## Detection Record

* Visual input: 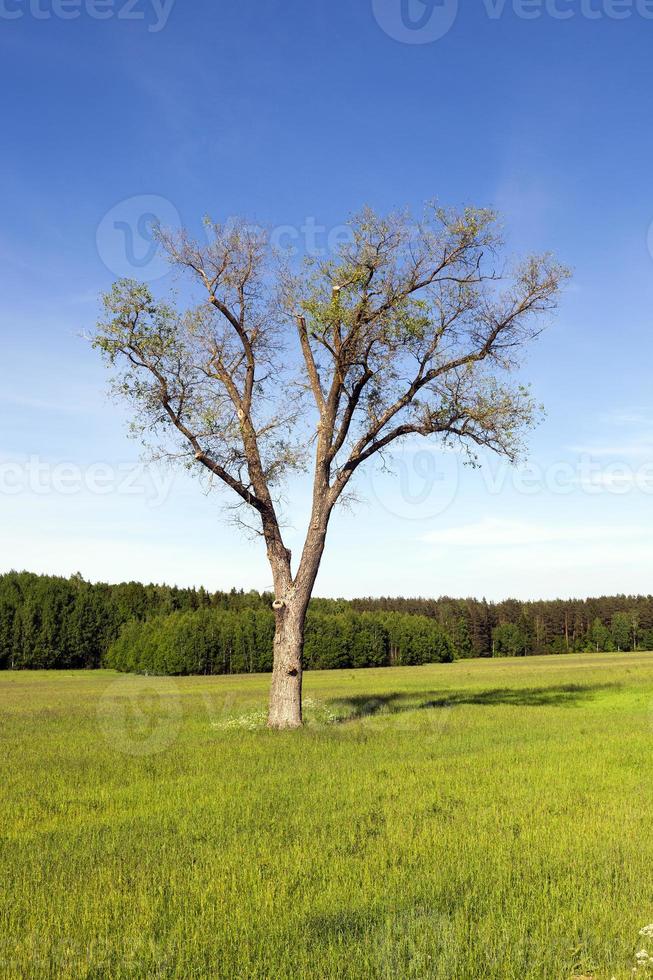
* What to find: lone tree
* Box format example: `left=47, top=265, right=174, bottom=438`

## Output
left=93, top=204, right=569, bottom=728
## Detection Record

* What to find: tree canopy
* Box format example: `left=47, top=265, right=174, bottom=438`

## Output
left=91, top=202, right=570, bottom=726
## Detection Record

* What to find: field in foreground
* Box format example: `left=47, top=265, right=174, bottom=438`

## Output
left=2, top=655, right=653, bottom=979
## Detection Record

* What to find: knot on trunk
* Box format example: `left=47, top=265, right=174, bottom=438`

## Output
left=272, top=598, right=286, bottom=611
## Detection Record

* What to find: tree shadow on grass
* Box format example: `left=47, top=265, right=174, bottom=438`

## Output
left=330, top=683, right=619, bottom=722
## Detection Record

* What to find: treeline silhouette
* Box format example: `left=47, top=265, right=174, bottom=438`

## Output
left=1, top=571, right=651, bottom=673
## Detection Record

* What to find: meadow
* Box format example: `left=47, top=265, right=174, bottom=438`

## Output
left=2, top=653, right=653, bottom=979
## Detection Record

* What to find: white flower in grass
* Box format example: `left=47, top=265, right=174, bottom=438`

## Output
left=212, top=711, right=267, bottom=731
left=635, top=949, right=650, bottom=962
left=640, top=926, right=653, bottom=939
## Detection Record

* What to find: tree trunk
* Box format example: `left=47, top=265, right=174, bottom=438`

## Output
left=267, top=601, right=305, bottom=729
left=265, top=489, right=331, bottom=729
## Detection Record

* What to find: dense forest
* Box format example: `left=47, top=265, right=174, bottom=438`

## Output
left=1, top=570, right=651, bottom=674
left=105, top=608, right=454, bottom=675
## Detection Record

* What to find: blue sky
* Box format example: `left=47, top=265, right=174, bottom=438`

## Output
left=2, top=0, right=653, bottom=599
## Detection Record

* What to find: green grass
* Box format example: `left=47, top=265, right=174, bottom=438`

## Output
left=2, top=653, right=653, bottom=979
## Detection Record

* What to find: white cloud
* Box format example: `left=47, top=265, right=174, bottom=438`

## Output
left=423, top=517, right=651, bottom=549
left=414, top=518, right=653, bottom=599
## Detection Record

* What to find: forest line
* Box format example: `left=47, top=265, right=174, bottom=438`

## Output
left=1, top=570, right=650, bottom=672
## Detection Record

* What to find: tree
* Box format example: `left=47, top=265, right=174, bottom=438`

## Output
left=590, top=617, right=612, bottom=652
left=630, top=610, right=640, bottom=651
left=492, top=622, right=529, bottom=657
left=611, top=612, right=631, bottom=652
left=92, top=203, right=568, bottom=728
left=452, top=613, right=474, bottom=660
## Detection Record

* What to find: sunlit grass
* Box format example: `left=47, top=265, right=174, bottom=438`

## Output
left=2, top=653, right=653, bottom=978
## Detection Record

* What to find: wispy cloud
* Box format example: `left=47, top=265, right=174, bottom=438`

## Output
left=0, top=393, right=85, bottom=414
left=420, top=519, right=653, bottom=587
left=568, top=405, right=653, bottom=458
left=601, top=407, right=653, bottom=426
left=423, top=518, right=651, bottom=549
left=568, top=441, right=653, bottom=458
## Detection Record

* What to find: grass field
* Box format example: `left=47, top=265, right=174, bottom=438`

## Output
left=2, top=654, right=653, bottom=979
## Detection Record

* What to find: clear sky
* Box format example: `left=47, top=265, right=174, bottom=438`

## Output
left=2, top=0, right=653, bottom=600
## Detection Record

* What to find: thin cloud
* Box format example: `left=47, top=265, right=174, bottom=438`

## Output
left=569, top=406, right=653, bottom=457
left=0, top=393, right=85, bottom=414
left=567, top=440, right=653, bottom=458
left=423, top=518, right=651, bottom=549
left=601, top=407, right=653, bottom=426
